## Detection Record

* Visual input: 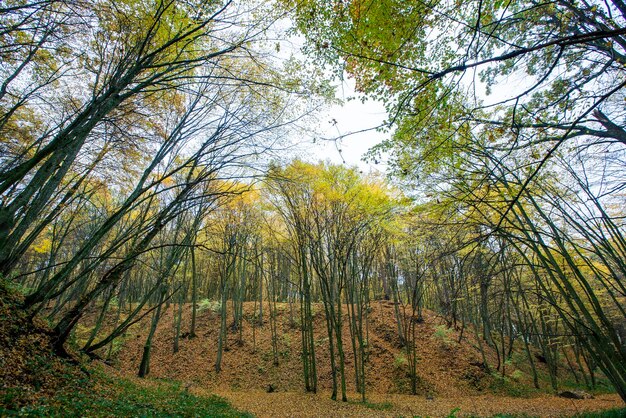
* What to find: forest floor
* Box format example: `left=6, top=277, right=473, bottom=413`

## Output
left=101, top=300, right=625, bottom=417
left=0, top=284, right=249, bottom=417
left=1, top=284, right=624, bottom=417
left=113, top=301, right=493, bottom=396
left=210, top=389, right=624, bottom=418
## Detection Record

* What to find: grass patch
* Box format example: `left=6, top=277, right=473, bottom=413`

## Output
left=432, top=325, right=456, bottom=348
left=570, top=408, right=626, bottom=418
left=349, top=399, right=393, bottom=411
left=488, top=373, right=540, bottom=398
left=558, top=377, right=617, bottom=396
left=460, top=410, right=626, bottom=418
left=1, top=366, right=251, bottom=417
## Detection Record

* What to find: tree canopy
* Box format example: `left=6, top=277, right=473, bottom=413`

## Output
left=2, top=0, right=626, bottom=408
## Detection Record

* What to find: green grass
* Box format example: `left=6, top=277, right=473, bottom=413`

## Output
left=437, top=409, right=626, bottom=418
left=459, top=409, right=626, bottom=418
left=348, top=399, right=394, bottom=411
left=570, top=408, right=626, bottom=418
left=1, top=366, right=251, bottom=417
left=488, top=373, right=540, bottom=398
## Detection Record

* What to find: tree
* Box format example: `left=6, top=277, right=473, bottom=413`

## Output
left=268, top=161, right=399, bottom=401
left=419, top=130, right=626, bottom=399
left=289, top=0, right=626, bottom=400
left=2, top=0, right=325, bottom=355
left=288, top=0, right=626, bottom=192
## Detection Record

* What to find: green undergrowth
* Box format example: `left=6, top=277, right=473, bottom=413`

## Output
left=0, top=282, right=250, bottom=417
left=441, top=407, right=626, bottom=418
left=348, top=399, right=394, bottom=411
left=1, top=366, right=251, bottom=417
left=557, top=377, right=617, bottom=396
left=487, top=373, right=541, bottom=398
left=487, top=366, right=617, bottom=399
left=569, top=408, right=626, bottom=418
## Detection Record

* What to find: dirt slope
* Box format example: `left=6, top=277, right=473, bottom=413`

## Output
left=107, top=300, right=626, bottom=416
left=0, top=284, right=88, bottom=409
left=210, top=390, right=623, bottom=418
left=113, top=301, right=500, bottom=396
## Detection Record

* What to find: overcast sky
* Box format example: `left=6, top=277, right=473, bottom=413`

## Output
left=303, top=78, right=389, bottom=173
left=272, top=25, right=390, bottom=173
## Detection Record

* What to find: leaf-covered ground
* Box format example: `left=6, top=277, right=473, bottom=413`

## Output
left=110, top=301, right=617, bottom=396
left=2, top=283, right=624, bottom=417
left=106, top=300, right=625, bottom=417
left=2, top=366, right=251, bottom=417
left=0, top=283, right=249, bottom=417
left=112, top=301, right=502, bottom=396
left=210, top=389, right=624, bottom=417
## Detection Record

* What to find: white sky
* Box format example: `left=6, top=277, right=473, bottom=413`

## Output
left=301, top=77, right=389, bottom=173
left=271, top=23, right=389, bottom=174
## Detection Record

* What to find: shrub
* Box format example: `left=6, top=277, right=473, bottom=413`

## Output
left=394, top=353, right=408, bottom=369
left=511, top=369, right=524, bottom=381
left=197, top=299, right=221, bottom=313
left=433, top=325, right=455, bottom=348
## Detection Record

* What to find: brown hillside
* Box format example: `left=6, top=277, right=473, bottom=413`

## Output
left=0, top=286, right=89, bottom=409
left=112, top=300, right=497, bottom=396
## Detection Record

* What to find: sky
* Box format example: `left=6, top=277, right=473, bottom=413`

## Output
left=300, top=78, right=389, bottom=173
left=271, top=23, right=390, bottom=174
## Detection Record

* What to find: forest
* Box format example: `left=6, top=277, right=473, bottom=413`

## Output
left=1, top=0, right=625, bottom=417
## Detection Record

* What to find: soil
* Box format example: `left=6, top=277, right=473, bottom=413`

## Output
left=113, top=301, right=493, bottom=396
left=107, top=300, right=625, bottom=416
left=210, top=390, right=623, bottom=418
